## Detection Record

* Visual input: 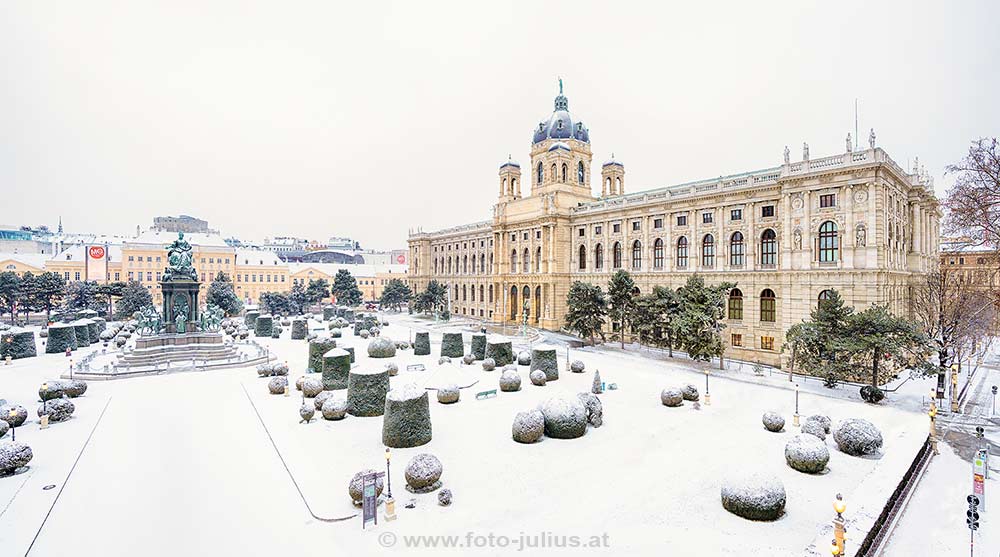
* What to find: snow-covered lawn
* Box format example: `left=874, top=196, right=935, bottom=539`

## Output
left=0, top=317, right=930, bottom=556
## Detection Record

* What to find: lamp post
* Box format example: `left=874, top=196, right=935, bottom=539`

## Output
left=8, top=408, right=17, bottom=442
left=929, top=405, right=939, bottom=455
left=69, top=358, right=74, bottom=381
left=384, top=447, right=397, bottom=521
left=704, top=368, right=711, bottom=405
left=40, top=383, right=49, bottom=429
left=832, top=493, right=847, bottom=555
left=830, top=538, right=841, bottom=556
left=793, top=383, right=800, bottom=427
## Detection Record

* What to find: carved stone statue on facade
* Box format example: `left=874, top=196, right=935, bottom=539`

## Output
left=846, top=133, right=853, bottom=153
left=175, top=311, right=187, bottom=334
left=163, top=232, right=197, bottom=281
left=869, top=128, right=876, bottom=149
left=856, top=224, right=867, bottom=247
left=802, top=142, right=810, bottom=161
left=783, top=145, right=790, bottom=164
left=793, top=229, right=802, bottom=250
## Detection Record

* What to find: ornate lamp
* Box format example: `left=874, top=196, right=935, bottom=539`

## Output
left=384, top=447, right=397, bottom=521
left=40, top=382, right=50, bottom=429
left=8, top=408, right=17, bottom=441
left=793, top=383, right=801, bottom=427
left=704, top=368, right=711, bottom=405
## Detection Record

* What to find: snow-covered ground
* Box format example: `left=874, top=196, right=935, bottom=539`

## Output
left=1, top=315, right=932, bottom=556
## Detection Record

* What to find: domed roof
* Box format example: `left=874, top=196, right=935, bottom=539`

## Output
left=548, top=142, right=571, bottom=152
left=532, top=81, right=589, bottom=145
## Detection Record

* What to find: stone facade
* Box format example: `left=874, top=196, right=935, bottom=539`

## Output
left=408, top=87, right=941, bottom=365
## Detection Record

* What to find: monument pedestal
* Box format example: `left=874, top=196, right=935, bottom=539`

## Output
left=162, top=279, right=201, bottom=332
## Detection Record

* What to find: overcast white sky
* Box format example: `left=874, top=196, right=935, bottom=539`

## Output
left=2, top=1, right=997, bottom=249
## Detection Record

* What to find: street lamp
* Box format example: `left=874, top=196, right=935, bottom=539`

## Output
left=793, top=383, right=800, bottom=427
left=704, top=368, right=711, bottom=406
left=832, top=493, right=847, bottom=555
left=8, top=408, right=17, bottom=442
left=929, top=405, right=939, bottom=454
left=40, top=383, right=49, bottom=429
left=384, top=447, right=397, bottom=521
left=830, top=539, right=841, bottom=556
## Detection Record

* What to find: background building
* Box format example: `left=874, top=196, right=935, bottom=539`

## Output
left=409, top=86, right=942, bottom=365
left=152, top=215, right=215, bottom=234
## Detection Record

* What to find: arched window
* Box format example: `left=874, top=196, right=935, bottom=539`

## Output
left=488, top=284, right=493, bottom=303
left=653, top=238, right=664, bottom=269
left=702, top=234, right=715, bottom=267
left=479, top=254, right=485, bottom=274
left=561, top=163, right=568, bottom=182
left=760, top=288, right=776, bottom=322
left=612, top=242, right=622, bottom=269
left=510, top=250, right=517, bottom=273
left=818, top=289, right=834, bottom=309
left=535, top=247, right=541, bottom=272
left=760, top=229, right=777, bottom=266
left=676, top=237, right=689, bottom=268
left=818, top=221, right=839, bottom=263
left=578, top=161, right=585, bottom=184
left=470, top=285, right=475, bottom=301
left=537, top=163, right=543, bottom=184
left=728, top=288, right=743, bottom=320
left=729, top=232, right=744, bottom=267
left=463, top=255, right=468, bottom=274
left=551, top=164, right=557, bottom=182
left=511, top=178, right=517, bottom=194
left=479, top=285, right=484, bottom=302
left=502, top=177, right=507, bottom=194
left=605, top=177, right=612, bottom=193
left=522, top=248, right=530, bottom=273
left=462, top=284, right=467, bottom=301
left=595, top=244, right=604, bottom=270
left=632, top=240, right=642, bottom=270
left=615, top=177, right=622, bottom=193
left=447, top=257, right=452, bottom=274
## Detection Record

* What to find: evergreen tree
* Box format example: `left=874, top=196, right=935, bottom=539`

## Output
left=845, top=304, right=932, bottom=390
left=305, top=278, right=330, bottom=304
left=64, top=281, right=105, bottom=314
left=95, top=281, right=126, bottom=318
left=0, top=271, right=21, bottom=325
left=114, top=280, right=153, bottom=319
left=331, top=269, right=363, bottom=307
left=785, top=290, right=855, bottom=383
left=378, top=278, right=412, bottom=311
left=607, top=270, right=637, bottom=348
left=33, top=271, right=66, bottom=322
left=17, top=272, right=39, bottom=322
left=414, top=280, right=447, bottom=315
left=207, top=272, right=243, bottom=316
left=633, top=286, right=682, bottom=356
left=288, top=282, right=309, bottom=314
left=564, top=281, right=608, bottom=345
left=260, top=291, right=295, bottom=315
left=673, top=276, right=735, bottom=366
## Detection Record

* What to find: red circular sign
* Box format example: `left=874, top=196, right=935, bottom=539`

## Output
left=396, top=254, right=406, bottom=264
left=89, top=246, right=106, bottom=259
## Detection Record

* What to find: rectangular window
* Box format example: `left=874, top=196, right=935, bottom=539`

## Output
left=536, top=230, right=541, bottom=239
left=523, top=232, right=528, bottom=240
left=761, top=336, right=775, bottom=351
left=653, top=218, right=663, bottom=229
left=594, top=225, right=602, bottom=235
left=114, top=272, right=120, bottom=281
left=146, top=256, right=152, bottom=262
left=128, top=256, right=134, bottom=262
left=612, top=223, right=621, bottom=233
left=677, top=215, right=687, bottom=226
left=64, top=272, right=70, bottom=280
left=147, top=272, right=152, bottom=281
left=731, top=333, right=743, bottom=347
left=579, top=228, right=585, bottom=237
left=128, top=272, right=134, bottom=280
left=702, top=212, right=713, bottom=224
left=632, top=221, right=641, bottom=231
left=730, top=209, right=742, bottom=221
left=761, top=205, right=775, bottom=218
left=156, top=272, right=161, bottom=281
left=820, top=194, right=835, bottom=208
left=510, top=233, right=516, bottom=242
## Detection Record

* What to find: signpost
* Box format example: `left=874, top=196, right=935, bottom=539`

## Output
left=362, top=471, right=386, bottom=529
left=973, top=448, right=987, bottom=510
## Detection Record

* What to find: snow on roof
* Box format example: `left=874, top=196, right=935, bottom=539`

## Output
left=0, top=252, right=50, bottom=269
left=940, top=238, right=995, bottom=254
left=235, top=249, right=285, bottom=266
left=50, top=243, right=124, bottom=263
left=131, top=229, right=230, bottom=248
left=287, top=262, right=408, bottom=277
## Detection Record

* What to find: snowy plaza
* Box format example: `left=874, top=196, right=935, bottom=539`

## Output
left=0, top=313, right=947, bottom=556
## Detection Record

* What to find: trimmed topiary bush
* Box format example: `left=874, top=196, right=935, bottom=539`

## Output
left=290, top=319, right=308, bottom=340
left=0, top=330, right=36, bottom=360
left=530, top=345, right=558, bottom=381
left=834, top=418, right=883, bottom=456
left=785, top=434, right=830, bottom=473
left=308, top=337, right=337, bottom=373
left=499, top=370, right=521, bottom=392
left=367, top=337, right=396, bottom=358
left=860, top=385, right=886, bottom=404
left=539, top=397, right=588, bottom=439
left=470, top=334, right=486, bottom=360
left=806, top=415, right=831, bottom=434
left=254, top=315, right=273, bottom=337
left=681, top=384, right=699, bottom=402
left=347, top=368, right=390, bottom=417
left=385, top=362, right=399, bottom=377
left=38, top=398, right=74, bottom=422
left=720, top=473, right=786, bottom=521
left=440, top=333, right=464, bottom=358
left=245, top=311, right=260, bottom=329
left=762, top=412, right=785, bottom=432
left=801, top=419, right=827, bottom=440
left=660, top=388, right=683, bottom=407
left=348, top=469, right=384, bottom=505
left=1, top=405, right=28, bottom=427
left=313, top=390, right=335, bottom=410
left=405, top=453, right=443, bottom=493
left=0, top=442, right=33, bottom=475
left=437, top=385, right=460, bottom=404
left=592, top=370, right=603, bottom=395
left=268, top=376, right=287, bottom=394
left=321, top=397, right=348, bottom=420
left=517, top=351, right=531, bottom=366
left=40, top=380, right=71, bottom=401
left=438, top=488, right=452, bottom=506
left=46, top=323, right=77, bottom=353
left=482, top=358, right=496, bottom=371
left=485, top=339, right=513, bottom=367
left=382, top=383, right=432, bottom=448
left=570, top=360, right=585, bottom=373
left=323, top=306, right=336, bottom=321
left=462, top=354, right=475, bottom=365
left=73, top=320, right=91, bottom=347
left=529, top=370, right=546, bottom=386
left=512, top=409, right=544, bottom=443
left=577, top=392, right=603, bottom=427
left=438, top=356, right=451, bottom=365
left=413, top=332, right=431, bottom=355
left=301, top=377, right=323, bottom=398
left=299, top=403, right=315, bottom=423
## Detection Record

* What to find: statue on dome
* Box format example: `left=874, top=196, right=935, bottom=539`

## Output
left=869, top=128, right=876, bottom=149
left=163, top=232, right=197, bottom=281
left=559, top=77, right=563, bottom=95
left=783, top=145, right=790, bottom=164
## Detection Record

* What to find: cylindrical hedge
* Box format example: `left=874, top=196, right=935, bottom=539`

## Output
left=1, top=330, right=37, bottom=360
left=413, top=332, right=431, bottom=355
left=346, top=368, right=390, bottom=417
left=290, top=319, right=308, bottom=340
left=86, top=320, right=99, bottom=343
left=308, top=337, right=337, bottom=373
left=344, top=346, right=355, bottom=363
left=322, top=348, right=351, bottom=390
left=440, top=333, right=464, bottom=358
left=254, top=315, right=273, bottom=337
left=530, top=345, right=559, bottom=381
left=73, top=320, right=91, bottom=347
left=245, top=311, right=260, bottom=329
left=323, top=306, right=336, bottom=321
left=470, top=334, right=486, bottom=360
left=46, top=323, right=77, bottom=353
left=485, top=339, right=513, bottom=367
left=383, top=384, right=433, bottom=448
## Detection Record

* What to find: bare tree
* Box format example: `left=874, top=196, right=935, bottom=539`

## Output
left=944, top=138, right=1000, bottom=246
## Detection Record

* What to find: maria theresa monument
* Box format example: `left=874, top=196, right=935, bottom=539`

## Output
left=408, top=83, right=941, bottom=366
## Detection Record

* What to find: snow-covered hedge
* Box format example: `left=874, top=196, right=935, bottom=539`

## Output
left=413, top=332, right=431, bottom=356
left=0, top=330, right=36, bottom=360
left=382, top=384, right=432, bottom=448
left=440, top=333, right=464, bottom=358
left=346, top=369, right=390, bottom=417
left=470, top=334, right=486, bottom=360
left=485, top=340, right=513, bottom=367
left=785, top=434, right=830, bottom=474
left=530, top=346, right=558, bottom=381
left=405, top=453, right=443, bottom=493
left=512, top=409, right=544, bottom=444
left=834, top=418, right=883, bottom=456
left=720, top=473, right=786, bottom=521
left=308, top=337, right=337, bottom=373
left=539, top=397, right=587, bottom=439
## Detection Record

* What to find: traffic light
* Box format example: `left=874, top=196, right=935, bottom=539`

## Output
left=967, top=495, right=980, bottom=531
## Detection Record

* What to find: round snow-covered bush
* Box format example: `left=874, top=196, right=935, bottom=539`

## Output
left=438, top=356, right=452, bottom=365
left=806, top=415, right=831, bottom=434
left=404, top=453, right=443, bottom=493
left=1, top=405, right=27, bottom=427
left=413, top=332, right=431, bottom=356
left=681, top=384, right=700, bottom=402
left=785, top=434, right=830, bottom=474
left=39, top=329, right=48, bottom=338
left=570, top=360, right=585, bottom=373
left=801, top=419, right=827, bottom=440
left=299, top=403, right=315, bottom=423
left=437, top=385, right=460, bottom=404
left=40, top=380, right=70, bottom=401
left=462, top=354, right=475, bottom=365
left=503, top=364, right=518, bottom=372
left=539, top=397, right=588, bottom=439
left=577, top=392, right=603, bottom=427
left=512, top=409, right=545, bottom=444
left=65, top=379, right=88, bottom=398
left=382, top=384, right=432, bottom=448
left=0, top=442, right=33, bottom=475
left=438, top=488, right=453, bottom=506
left=367, top=337, right=396, bottom=358
left=517, top=351, right=531, bottom=366
left=660, top=388, right=683, bottom=407
left=347, top=369, right=390, bottom=417
left=720, top=473, right=786, bottom=521
left=440, top=333, right=464, bottom=358
left=321, top=397, right=348, bottom=420
left=314, top=390, right=335, bottom=411
left=295, top=376, right=306, bottom=391
left=359, top=329, right=370, bottom=339
left=115, top=335, right=127, bottom=347
left=482, top=358, right=496, bottom=371
left=0, top=421, right=7, bottom=438
left=268, top=376, right=287, bottom=394
left=38, top=398, right=74, bottom=422
left=386, top=362, right=399, bottom=377
left=348, top=468, right=384, bottom=505
left=860, top=385, right=886, bottom=404
left=329, top=328, right=342, bottom=338
left=529, top=370, right=546, bottom=386
left=301, top=377, right=323, bottom=398
left=762, top=412, right=785, bottom=432
left=271, top=362, right=289, bottom=376
left=499, top=371, right=521, bottom=392
left=257, top=363, right=273, bottom=377
left=834, top=418, right=883, bottom=456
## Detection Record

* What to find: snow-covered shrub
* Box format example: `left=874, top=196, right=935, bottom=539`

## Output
left=470, top=334, right=486, bottom=360
left=577, top=392, right=603, bottom=427
left=720, top=473, right=786, bottom=521
left=290, top=319, right=308, bottom=340
left=45, top=323, right=77, bottom=354
left=517, top=351, right=531, bottom=366
left=462, top=354, right=475, bottom=365
left=539, top=397, right=588, bottom=439
left=512, top=409, right=544, bottom=444
left=785, top=434, right=830, bottom=473
left=299, top=403, right=315, bottom=423
left=385, top=362, right=399, bottom=377
left=660, top=388, right=683, bottom=407
left=499, top=370, right=521, bottom=392
left=359, top=329, right=370, bottom=339
left=570, top=360, right=585, bottom=373
left=833, top=418, right=883, bottom=456
left=1, top=405, right=27, bottom=427
left=482, top=358, right=496, bottom=371
left=438, top=488, right=452, bottom=506
left=681, top=384, right=700, bottom=401
left=308, top=337, right=337, bottom=373
left=440, top=333, right=464, bottom=358
left=529, top=370, right=546, bottom=386
left=485, top=340, right=513, bottom=366
left=806, top=414, right=831, bottom=434
left=367, top=337, right=396, bottom=358
left=592, top=370, right=603, bottom=394
left=254, top=315, right=273, bottom=337
left=413, top=332, right=430, bottom=355
left=301, top=377, right=323, bottom=398
left=859, top=385, right=886, bottom=404
left=438, top=356, right=452, bottom=365
left=762, top=412, right=785, bottom=432
left=530, top=346, right=558, bottom=381
left=268, top=376, right=287, bottom=395
left=0, top=442, right=32, bottom=475
left=39, top=380, right=71, bottom=401
left=348, top=468, right=384, bottom=505
left=321, top=397, right=348, bottom=420
left=313, top=390, right=335, bottom=410
left=346, top=369, right=390, bottom=417
left=437, top=385, right=460, bottom=404
left=801, top=419, right=826, bottom=440
left=382, top=384, right=432, bottom=448
left=38, top=398, right=74, bottom=422
left=404, top=453, right=443, bottom=493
